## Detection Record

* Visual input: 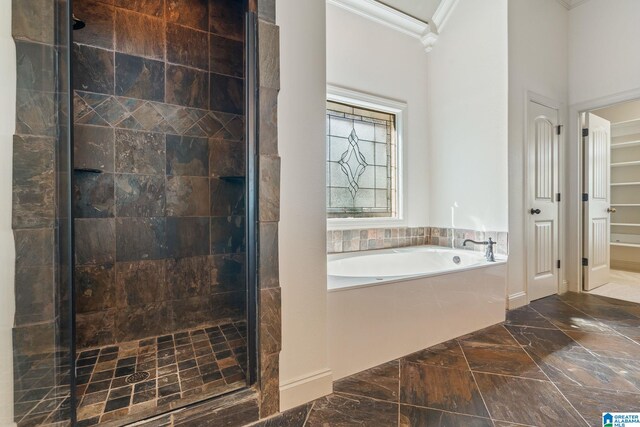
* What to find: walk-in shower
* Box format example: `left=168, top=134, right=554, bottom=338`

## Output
left=11, top=0, right=261, bottom=425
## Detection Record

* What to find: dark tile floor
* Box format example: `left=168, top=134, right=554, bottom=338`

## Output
left=14, top=293, right=640, bottom=426
left=257, top=292, right=640, bottom=427
left=14, top=321, right=247, bottom=427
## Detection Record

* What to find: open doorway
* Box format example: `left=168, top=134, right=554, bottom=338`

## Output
left=582, top=99, right=640, bottom=303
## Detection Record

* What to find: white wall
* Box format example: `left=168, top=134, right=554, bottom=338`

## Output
left=426, top=0, right=509, bottom=233
left=569, top=0, right=640, bottom=105
left=276, top=0, right=333, bottom=411
left=0, top=2, right=16, bottom=426
left=508, top=0, right=568, bottom=307
left=326, top=4, right=430, bottom=226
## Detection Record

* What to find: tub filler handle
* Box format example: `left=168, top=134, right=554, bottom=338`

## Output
left=462, top=237, right=497, bottom=262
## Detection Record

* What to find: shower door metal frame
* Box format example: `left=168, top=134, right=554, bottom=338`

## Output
left=245, top=8, right=259, bottom=387
left=63, top=0, right=78, bottom=424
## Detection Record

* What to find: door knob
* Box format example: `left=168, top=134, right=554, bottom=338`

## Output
left=530, top=208, right=541, bottom=215
left=607, top=207, right=617, bottom=213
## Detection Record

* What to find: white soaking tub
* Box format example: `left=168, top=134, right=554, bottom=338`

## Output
left=327, top=245, right=507, bottom=379
left=328, top=246, right=499, bottom=290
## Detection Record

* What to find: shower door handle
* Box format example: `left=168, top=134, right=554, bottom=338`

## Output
left=74, top=168, right=103, bottom=174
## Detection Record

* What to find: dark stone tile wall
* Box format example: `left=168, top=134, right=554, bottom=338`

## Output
left=11, top=0, right=61, bottom=352
left=12, top=0, right=74, bottom=425
left=256, top=13, right=281, bottom=419
left=12, top=0, right=282, bottom=425
left=72, top=0, right=247, bottom=349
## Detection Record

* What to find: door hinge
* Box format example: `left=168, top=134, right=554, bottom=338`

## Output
left=557, top=260, right=561, bottom=269
left=582, top=193, right=589, bottom=202
left=556, top=193, right=561, bottom=202
left=582, top=258, right=589, bottom=266
left=582, top=128, right=589, bottom=137
left=556, top=125, right=563, bottom=135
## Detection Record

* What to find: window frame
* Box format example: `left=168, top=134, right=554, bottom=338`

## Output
left=326, top=85, right=407, bottom=230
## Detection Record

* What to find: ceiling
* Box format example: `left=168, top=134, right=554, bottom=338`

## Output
left=557, top=0, right=592, bottom=9
left=375, top=0, right=591, bottom=25
left=377, top=0, right=442, bottom=23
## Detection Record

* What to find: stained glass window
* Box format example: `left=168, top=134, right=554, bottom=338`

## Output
left=326, top=100, right=397, bottom=218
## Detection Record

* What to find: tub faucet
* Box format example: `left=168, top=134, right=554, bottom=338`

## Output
left=463, top=237, right=497, bottom=262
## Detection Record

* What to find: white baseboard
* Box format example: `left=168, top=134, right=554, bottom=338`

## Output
left=559, top=280, right=569, bottom=294
left=508, top=291, right=528, bottom=309
left=279, top=368, right=333, bottom=411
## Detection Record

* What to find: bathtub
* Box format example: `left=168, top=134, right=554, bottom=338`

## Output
left=328, top=246, right=501, bottom=290
left=327, top=245, right=507, bottom=379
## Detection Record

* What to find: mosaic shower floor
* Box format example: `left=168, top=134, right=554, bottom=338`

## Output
left=13, top=352, right=71, bottom=426
left=76, top=321, right=247, bottom=426
left=14, top=321, right=247, bottom=427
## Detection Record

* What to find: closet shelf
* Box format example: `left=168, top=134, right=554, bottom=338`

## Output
left=610, top=129, right=640, bottom=250
left=611, top=160, right=640, bottom=167
left=611, top=140, right=640, bottom=149
left=611, top=182, right=640, bottom=187
left=610, top=242, right=640, bottom=248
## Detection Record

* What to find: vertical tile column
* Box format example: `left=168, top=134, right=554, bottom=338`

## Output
left=11, top=0, right=58, bottom=356
left=11, top=0, right=74, bottom=425
left=256, top=1, right=282, bottom=418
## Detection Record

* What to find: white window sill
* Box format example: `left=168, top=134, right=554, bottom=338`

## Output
left=327, top=217, right=407, bottom=230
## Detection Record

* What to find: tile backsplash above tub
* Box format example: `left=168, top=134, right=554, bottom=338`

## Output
left=327, top=227, right=427, bottom=253
left=327, top=227, right=508, bottom=256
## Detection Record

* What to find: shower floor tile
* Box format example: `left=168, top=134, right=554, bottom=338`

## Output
left=13, top=351, right=71, bottom=426
left=75, top=320, right=248, bottom=426
left=13, top=321, right=248, bottom=426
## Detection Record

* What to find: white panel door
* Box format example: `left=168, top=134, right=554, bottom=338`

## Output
left=527, top=101, right=560, bottom=301
left=583, top=113, right=611, bottom=291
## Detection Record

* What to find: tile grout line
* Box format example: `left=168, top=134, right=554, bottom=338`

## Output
left=399, top=402, right=495, bottom=422
left=331, top=391, right=398, bottom=406
left=507, top=318, right=640, bottom=396
left=466, top=369, right=553, bottom=382
left=559, top=298, right=640, bottom=344
left=519, top=305, right=562, bottom=331
left=502, top=320, right=591, bottom=427
left=528, top=302, right=626, bottom=361
left=332, top=387, right=498, bottom=424
left=455, top=339, right=493, bottom=422
left=534, top=301, right=640, bottom=394
left=302, top=400, right=316, bottom=426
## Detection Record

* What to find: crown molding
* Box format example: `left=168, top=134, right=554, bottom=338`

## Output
left=431, top=0, right=459, bottom=33
left=556, top=0, right=592, bottom=10
left=421, top=32, right=439, bottom=53
left=327, top=0, right=438, bottom=53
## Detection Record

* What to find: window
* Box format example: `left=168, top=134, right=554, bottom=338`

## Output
left=326, top=91, right=403, bottom=223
